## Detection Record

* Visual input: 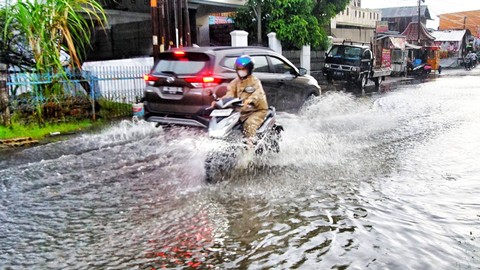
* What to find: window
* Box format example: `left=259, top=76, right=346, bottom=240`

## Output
left=153, top=52, right=209, bottom=75
left=270, top=57, right=294, bottom=74
left=222, top=57, right=237, bottom=69
left=363, top=50, right=372, bottom=59
left=252, top=56, right=270, bottom=73
left=221, top=55, right=269, bottom=72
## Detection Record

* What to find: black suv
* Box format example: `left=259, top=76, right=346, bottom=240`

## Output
left=143, top=46, right=321, bottom=128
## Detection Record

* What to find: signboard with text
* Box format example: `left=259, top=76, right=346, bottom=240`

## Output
left=208, top=16, right=234, bottom=25
left=382, top=48, right=391, bottom=68
left=376, top=21, right=389, bottom=33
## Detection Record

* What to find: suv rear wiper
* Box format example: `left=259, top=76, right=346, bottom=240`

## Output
left=159, top=71, right=177, bottom=76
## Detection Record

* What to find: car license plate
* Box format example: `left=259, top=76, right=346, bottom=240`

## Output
left=161, top=86, right=183, bottom=94
left=210, top=109, right=233, bottom=117
left=334, top=71, right=344, bottom=76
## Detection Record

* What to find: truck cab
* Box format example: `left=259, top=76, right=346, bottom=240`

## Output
left=323, top=39, right=392, bottom=88
left=323, top=43, right=373, bottom=88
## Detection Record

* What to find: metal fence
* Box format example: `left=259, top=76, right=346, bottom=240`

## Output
left=6, top=65, right=151, bottom=120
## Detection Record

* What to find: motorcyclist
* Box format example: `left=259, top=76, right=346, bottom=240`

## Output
left=465, top=51, right=475, bottom=70
left=470, top=51, right=477, bottom=68
left=211, top=55, right=269, bottom=147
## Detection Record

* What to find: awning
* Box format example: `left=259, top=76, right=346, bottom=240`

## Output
left=390, top=37, right=406, bottom=50
left=405, top=42, right=422, bottom=49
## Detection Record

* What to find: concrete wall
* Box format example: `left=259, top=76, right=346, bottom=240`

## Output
left=87, top=20, right=153, bottom=61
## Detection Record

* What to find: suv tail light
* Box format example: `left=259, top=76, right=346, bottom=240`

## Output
left=144, top=74, right=159, bottom=85
left=185, top=76, right=223, bottom=88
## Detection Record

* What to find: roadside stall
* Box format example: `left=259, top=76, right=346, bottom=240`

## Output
left=401, top=22, right=437, bottom=76
left=373, top=24, right=407, bottom=77
left=385, top=35, right=408, bottom=76
left=424, top=45, right=442, bottom=74
left=431, top=30, right=467, bottom=68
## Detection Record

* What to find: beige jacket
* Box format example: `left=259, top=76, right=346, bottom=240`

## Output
left=223, top=75, right=269, bottom=116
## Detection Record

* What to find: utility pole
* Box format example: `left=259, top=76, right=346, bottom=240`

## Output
left=178, top=0, right=183, bottom=47
left=417, top=0, right=421, bottom=44
left=184, top=0, right=191, bottom=46
left=257, top=4, right=262, bottom=45
left=165, top=0, right=172, bottom=49
left=151, top=0, right=160, bottom=62
left=174, top=0, right=179, bottom=47
left=151, top=0, right=191, bottom=55
left=151, top=0, right=166, bottom=63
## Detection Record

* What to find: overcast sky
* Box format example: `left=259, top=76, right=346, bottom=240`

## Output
left=362, top=0, right=480, bottom=29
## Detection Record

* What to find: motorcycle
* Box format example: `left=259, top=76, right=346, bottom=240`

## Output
left=204, top=95, right=283, bottom=183
left=407, top=60, right=432, bottom=78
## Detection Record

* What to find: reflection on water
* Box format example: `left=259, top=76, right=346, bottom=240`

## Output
left=1, top=74, right=479, bottom=269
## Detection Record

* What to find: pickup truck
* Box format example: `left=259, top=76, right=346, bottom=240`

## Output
left=322, top=40, right=391, bottom=88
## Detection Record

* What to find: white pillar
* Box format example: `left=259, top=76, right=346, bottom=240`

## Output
left=267, top=32, right=282, bottom=54
left=230, top=30, right=249, bottom=47
left=301, top=45, right=311, bottom=75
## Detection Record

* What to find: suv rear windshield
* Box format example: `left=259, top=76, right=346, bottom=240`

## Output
left=153, top=52, right=210, bottom=75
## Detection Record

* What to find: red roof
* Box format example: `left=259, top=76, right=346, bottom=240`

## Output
left=401, top=22, right=435, bottom=44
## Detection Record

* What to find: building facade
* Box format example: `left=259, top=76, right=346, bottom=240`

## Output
left=330, top=0, right=381, bottom=43
left=377, top=5, right=431, bottom=33
left=438, top=10, right=480, bottom=38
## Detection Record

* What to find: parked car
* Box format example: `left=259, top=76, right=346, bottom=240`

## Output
left=142, top=46, right=321, bottom=128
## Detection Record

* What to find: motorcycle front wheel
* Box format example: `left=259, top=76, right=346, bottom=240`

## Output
left=204, top=146, right=238, bottom=183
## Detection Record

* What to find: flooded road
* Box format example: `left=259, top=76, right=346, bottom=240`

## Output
left=1, top=69, right=479, bottom=269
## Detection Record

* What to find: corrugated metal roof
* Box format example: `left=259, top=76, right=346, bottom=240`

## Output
left=378, top=5, right=431, bottom=20
left=431, top=30, right=466, bottom=41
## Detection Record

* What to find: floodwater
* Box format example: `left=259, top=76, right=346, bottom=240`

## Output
left=1, top=69, right=479, bottom=269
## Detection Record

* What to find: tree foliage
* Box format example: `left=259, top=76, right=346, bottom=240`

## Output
left=234, top=0, right=350, bottom=49
left=2, top=0, right=107, bottom=73
left=0, top=7, right=35, bottom=69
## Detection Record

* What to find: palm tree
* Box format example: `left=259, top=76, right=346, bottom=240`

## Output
left=4, top=0, right=107, bottom=74
left=3, top=0, right=107, bottom=124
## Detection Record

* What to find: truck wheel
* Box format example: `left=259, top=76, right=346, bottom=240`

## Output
left=326, top=75, right=333, bottom=84
left=357, top=74, right=367, bottom=89
left=374, top=76, right=382, bottom=87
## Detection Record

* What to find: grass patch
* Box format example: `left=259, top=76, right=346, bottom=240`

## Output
left=0, top=120, right=108, bottom=140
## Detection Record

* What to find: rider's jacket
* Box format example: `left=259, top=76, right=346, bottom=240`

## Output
left=223, top=74, right=269, bottom=116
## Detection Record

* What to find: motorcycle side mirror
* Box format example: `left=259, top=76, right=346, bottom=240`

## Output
left=244, top=86, right=256, bottom=93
